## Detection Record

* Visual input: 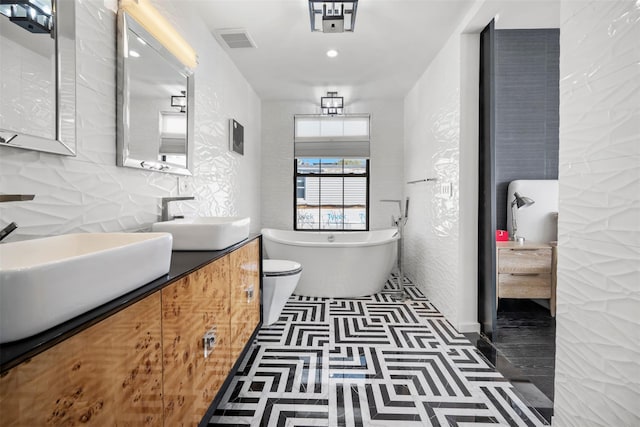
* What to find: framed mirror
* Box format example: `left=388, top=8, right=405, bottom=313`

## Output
left=116, top=10, right=194, bottom=175
left=0, top=0, right=76, bottom=156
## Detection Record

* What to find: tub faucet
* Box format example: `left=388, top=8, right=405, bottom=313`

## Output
left=161, top=196, right=195, bottom=221
left=380, top=198, right=411, bottom=301
left=380, top=198, right=410, bottom=226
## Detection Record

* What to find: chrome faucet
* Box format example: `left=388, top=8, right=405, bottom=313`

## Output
left=380, top=198, right=411, bottom=300
left=380, top=198, right=410, bottom=226
left=0, top=222, right=17, bottom=242
left=160, top=196, right=194, bottom=221
left=0, top=194, right=35, bottom=242
left=0, top=194, right=35, bottom=202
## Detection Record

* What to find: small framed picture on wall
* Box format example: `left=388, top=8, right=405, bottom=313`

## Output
left=230, top=119, right=244, bottom=155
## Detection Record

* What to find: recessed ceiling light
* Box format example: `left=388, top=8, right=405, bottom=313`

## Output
left=129, top=50, right=140, bottom=58
left=326, top=49, right=338, bottom=58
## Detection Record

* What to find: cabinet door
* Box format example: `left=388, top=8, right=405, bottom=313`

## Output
left=162, top=256, right=231, bottom=425
left=0, top=293, right=163, bottom=426
left=229, top=239, right=261, bottom=361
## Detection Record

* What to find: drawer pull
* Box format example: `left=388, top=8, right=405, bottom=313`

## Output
left=203, top=326, right=217, bottom=358
left=246, top=285, right=255, bottom=303
left=508, top=248, right=540, bottom=251
left=509, top=273, right=540, bottom=276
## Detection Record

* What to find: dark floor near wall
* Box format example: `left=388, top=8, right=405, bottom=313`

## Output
left=465, top=299, right=556, bottom=423
left=495, top=299, right=556, bottom=400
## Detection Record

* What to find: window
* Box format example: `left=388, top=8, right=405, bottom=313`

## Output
left=295, top=158, right=369, bottom=230
left=158, top=111, right=187, bottom=167
left=293, top=114, right=370, bottom=231
left=296, top=177, right=306, bottom=199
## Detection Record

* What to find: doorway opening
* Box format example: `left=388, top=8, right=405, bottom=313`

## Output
left=474, top=21, right=560, bottom=423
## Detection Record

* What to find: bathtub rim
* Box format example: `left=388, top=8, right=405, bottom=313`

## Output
left=261, top=228, right=399, bottom=248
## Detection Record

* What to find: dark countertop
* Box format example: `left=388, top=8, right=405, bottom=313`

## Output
left=0, top=235, right=261, bottom=373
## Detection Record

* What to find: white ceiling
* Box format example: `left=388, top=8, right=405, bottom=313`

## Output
left=195, top=0, right=475, bottom=103
left=193, top=0, right=560, bottom=103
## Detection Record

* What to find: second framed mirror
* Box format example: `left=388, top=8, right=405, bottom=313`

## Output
left=116, top=5, right=195, bottom=175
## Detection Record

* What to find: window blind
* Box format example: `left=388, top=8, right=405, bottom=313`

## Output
left=159, top=112, right=186, bottom=154
left=294, top=114, right=370, bottom=158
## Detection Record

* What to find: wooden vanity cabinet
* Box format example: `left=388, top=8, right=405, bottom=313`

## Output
left=229, top=239, right=261, bottom=360
left=0, top=293, right=164, bottom=425
left=0, top=238, right=262, bottom=426
left=496, top=241, right=556, bottom=316
left=161, top=256, right=231, bottom=426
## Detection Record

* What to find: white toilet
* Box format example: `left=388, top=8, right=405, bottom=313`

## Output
left=262, top=259, right=302, bottom=325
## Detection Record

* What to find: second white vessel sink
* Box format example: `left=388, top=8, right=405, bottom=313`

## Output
left=152, top=216, right=250, bottom=250
left=0, top=232, right=173, bottom=343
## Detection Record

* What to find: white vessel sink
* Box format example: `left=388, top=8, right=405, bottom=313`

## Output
left=152, top=217, right=250, bottom=250
left=0, top=232, right=172, bottom=343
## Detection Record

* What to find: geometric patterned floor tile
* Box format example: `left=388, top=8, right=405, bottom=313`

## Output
left=257, top=322, right=330, bottom=347
left=366, top=303, right=422, bottom=324
left=333, top=317, right=390, bottom=345
left=410, top=301, right=446, bottom=320
left=209, top=279, right=548, bottom=427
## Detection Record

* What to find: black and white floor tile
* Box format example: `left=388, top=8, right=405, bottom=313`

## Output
left=209, top=277, right=549, bottom=426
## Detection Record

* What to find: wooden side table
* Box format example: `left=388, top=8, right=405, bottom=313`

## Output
left=496, top=241, right=556, bottom=317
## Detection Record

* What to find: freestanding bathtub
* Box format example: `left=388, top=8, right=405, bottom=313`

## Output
left=261, top=228, right=399, bottom=298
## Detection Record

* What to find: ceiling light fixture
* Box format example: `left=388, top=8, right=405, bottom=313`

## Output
left=321, top=91, right=343, bottom=116
left=0, top=0, right=53, bottom=34
left=308, top=0, right=358, bottom=33
left=326, top=49, right=338, bottom=58
left=171, top=91, right=187, bottom=113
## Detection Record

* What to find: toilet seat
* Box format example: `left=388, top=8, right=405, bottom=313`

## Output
left=263, top=259, right=302, bottom=277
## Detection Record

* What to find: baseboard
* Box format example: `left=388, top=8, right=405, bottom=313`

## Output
left=457, top=321, right=481, bottom=333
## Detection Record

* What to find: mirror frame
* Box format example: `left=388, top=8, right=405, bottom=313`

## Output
left=0, top=0, right=76, bottom=156
left=116, top=11, right=194, bottom=176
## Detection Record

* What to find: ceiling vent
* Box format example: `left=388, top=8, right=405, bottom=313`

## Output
left=215, top=29, right=257, bottom=49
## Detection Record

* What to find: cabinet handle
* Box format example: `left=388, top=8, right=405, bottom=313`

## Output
left=246, top=285, right=255, bottom=303
left=509, top=273, right=540, bottom=276
left=203, top=326, right=217, bottom=358
left=509, top=248, right=540, bottom=251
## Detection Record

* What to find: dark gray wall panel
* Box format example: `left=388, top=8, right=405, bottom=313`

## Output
left=495, top=29, right=559, bottom=230
left=478, top=20, right=497, bottom=337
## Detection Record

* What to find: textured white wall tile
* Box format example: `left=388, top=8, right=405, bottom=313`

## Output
left=558, top=0, right=640, bottom=165
left=260, top=101, right=303, bottom=231
left=75, top=1, right=117, bottom=96
left=0, top=0, right=262, bottom=240
left=555, top=0, right=640, bottom=426
left=560, top=154, right=640, bottom=248
left=555, top=236, right=640, bottom=426
left=74, top=82, right=118, bottom=165
left=403, top=33, right=461, bottom=326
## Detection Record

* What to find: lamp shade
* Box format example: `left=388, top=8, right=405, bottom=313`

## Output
left=513, top=192, right=535, bottom=209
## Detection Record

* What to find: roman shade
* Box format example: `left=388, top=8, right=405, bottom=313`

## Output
left=294, top=114, right=370, bottom=158
left=159, top=112, right=186, bottom=154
